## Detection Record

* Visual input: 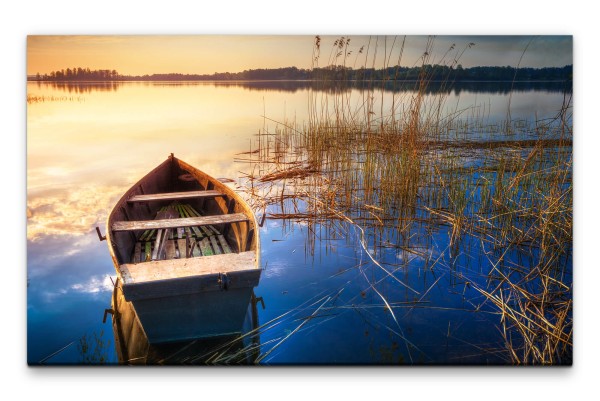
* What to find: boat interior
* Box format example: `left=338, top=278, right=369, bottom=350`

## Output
left=108, top=157, right=257, bottom=268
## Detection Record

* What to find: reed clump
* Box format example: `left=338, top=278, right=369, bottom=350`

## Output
left=238, top=36, right=572, bottom=364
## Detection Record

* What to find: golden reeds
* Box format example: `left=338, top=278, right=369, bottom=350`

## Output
left=237, top=36, right=572, bottom=364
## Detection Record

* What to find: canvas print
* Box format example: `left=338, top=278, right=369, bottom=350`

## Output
left=26, top=35, right=572, bottom=365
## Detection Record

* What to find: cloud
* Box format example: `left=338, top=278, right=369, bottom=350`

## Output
left=70, top=275, right=114, bottom=294
left=27, top=183, right=122, bottom=241
left=31, top=270, right=114, bottom=305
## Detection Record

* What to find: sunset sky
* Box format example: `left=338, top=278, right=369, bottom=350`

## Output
left=27, top=35, right=572, bottom=76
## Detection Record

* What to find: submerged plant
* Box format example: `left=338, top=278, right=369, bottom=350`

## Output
left=78, top=330, right=111, bottom=364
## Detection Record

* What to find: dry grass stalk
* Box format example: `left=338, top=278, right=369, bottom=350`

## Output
left=236, top=36, right=572, bottom=364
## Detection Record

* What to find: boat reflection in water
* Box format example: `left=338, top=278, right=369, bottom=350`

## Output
left=108, top=279, right=263, bottom=365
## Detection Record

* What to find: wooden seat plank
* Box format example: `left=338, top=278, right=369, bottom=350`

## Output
left=119, top=251, right=257, bottom=285
left=127, top=190, right=224, bottom=203
left=112, top=213, right=248, bottom=232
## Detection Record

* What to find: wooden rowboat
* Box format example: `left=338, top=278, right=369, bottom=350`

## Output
left=104, top=154, right=261, bottom=344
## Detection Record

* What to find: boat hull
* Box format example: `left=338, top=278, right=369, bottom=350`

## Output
left=105, top=155, right=261, bottom=344
left=131, top=287, right=255, bottom=344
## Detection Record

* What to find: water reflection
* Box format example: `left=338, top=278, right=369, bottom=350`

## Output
left=226, top=79, right=572, bottom=95
left=26, top=80, right=571, bottom=365
left=30, top=79, right=571, bottom=95
left=27, top=184, right=122, bottom=240
left=110, top=283, right=262, bottom=364
left=32, top=80, right=122, bottom=93
left=27, top=228, right=115, bottom=365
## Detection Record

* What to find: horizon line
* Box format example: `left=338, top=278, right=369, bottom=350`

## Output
left=27, top=63, right=574, bottom=79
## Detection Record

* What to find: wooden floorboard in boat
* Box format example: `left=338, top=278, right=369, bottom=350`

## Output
left=217, top=235, right=232, bottom=254
left=165, top=239, right=177, bottom=260
left=210, top=236, right=222, bottom=255
left=176, top=238, right=187, bottom=258
left=199, top=238, right=214, bottom=256
left=133, top=242, right=142, bottom=263
left=190, top=238, right=202, bottom=257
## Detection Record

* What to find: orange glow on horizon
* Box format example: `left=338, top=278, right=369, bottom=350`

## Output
left=27, top=35, right=318, bottom=76
left=28, top=35, right=573, bottom=78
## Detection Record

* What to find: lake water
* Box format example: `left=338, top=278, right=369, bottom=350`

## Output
left=26, top=80, right=571, bottom=364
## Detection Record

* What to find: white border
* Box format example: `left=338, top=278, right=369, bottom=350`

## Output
left=5, top=1, right=597, bottom=400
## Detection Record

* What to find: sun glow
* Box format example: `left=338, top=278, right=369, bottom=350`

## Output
left=27, top=35, right=572, bottom=78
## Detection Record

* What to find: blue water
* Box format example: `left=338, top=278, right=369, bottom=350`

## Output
left=26, top=81, right=571, bottom=364
left=27, top=234, right=117, bottom=364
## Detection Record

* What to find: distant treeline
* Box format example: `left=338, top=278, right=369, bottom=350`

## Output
left=31, top=65, right=573, bottom=82
left=33, top=68, right=119, bottom=81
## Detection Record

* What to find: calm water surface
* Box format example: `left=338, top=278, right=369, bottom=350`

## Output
left=26, top=81, right=570, bottom=364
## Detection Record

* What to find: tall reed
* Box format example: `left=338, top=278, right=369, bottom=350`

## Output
left=239, top=36, right=573, bottom=364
